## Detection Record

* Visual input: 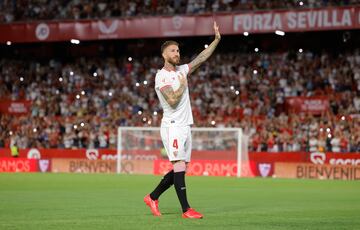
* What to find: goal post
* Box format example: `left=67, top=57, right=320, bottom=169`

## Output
left=117, top=127, right=249, bottom=177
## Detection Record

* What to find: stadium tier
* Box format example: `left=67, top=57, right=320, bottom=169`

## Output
left=0, top=36, right=359, bottom=152
left=1, top=0, right=360, bottom=22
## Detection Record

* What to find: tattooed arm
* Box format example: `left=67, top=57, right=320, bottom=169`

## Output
left=160, top=73, right=187, bottom=109
left=188, top=21, right=221, bottom=75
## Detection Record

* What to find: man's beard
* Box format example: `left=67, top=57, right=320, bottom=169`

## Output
left=168, top=57, right=180, bottom=65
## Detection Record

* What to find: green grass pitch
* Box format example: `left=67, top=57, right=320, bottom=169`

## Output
left=0, top=173, right=359, bottom=230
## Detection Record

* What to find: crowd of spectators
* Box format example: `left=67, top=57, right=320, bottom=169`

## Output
left=1, top=0, right=359, bottom=23
left=0, top=48, right=359, bottom=152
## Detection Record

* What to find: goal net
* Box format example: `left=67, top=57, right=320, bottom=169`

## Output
left=117, top=127, right=250, bottom=177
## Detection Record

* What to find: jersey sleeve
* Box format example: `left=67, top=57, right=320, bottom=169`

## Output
left=155, top=72, right=172, bottom=91
left=179, top=64, right=190, bottom=76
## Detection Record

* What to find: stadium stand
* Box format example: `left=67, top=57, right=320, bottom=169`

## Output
left=1, top=0, right=360, bottom=22
left=0, top=1, right=359, bottom=153
left=1, top=46, right=359, bottom=151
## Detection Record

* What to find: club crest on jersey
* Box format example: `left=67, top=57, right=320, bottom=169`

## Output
left=173, top=151, right=178, bottom=157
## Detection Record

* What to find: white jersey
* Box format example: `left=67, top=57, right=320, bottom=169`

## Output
left=155, top=64, right=194, bottom=127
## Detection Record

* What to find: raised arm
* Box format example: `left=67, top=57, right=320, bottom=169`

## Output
left=160, top=73, right=187, bottom=109
left=188, top=21, right=221, bottom=75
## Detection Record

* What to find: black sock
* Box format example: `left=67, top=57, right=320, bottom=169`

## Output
left=150, top=170, right=174, bottom=200
left=174, top=171, right=190, bottom=212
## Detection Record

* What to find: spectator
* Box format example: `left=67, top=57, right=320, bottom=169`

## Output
left=1, top=0, right=359, bottom=23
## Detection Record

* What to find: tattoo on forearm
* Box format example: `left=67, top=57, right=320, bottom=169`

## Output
left=161, top=84, right=186, bottom=108
left=161, top=86, right=172, bottom=101
left=189, top=39, right=220, bottom=74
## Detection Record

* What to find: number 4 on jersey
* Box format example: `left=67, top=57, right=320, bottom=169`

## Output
left=173, top=139, right=178, bottom=149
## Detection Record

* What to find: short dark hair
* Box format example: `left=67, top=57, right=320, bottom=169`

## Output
left=161, top=40, right=179, bottom=54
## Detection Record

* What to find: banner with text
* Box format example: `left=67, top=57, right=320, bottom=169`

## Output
left=153, top=159, right=258, bottom=177
left=0, top=148, right=162, bottom=161
left=0, top=158, right=38, bottom=172
left=0, top=100, right=32, bottom=115
left=51, top=159, right=153, bottom=174
left=1, top=149, right=359, bottom=166
left=285, top=96, right=329, bottom=114
left=0, top=6, right=359, bottom=43
left=275, top=162, right=360, bottom=180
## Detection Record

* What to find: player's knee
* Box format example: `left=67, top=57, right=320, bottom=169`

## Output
left=163, top=170, right=174, bottom=183
left=173, top=160, right=186, bottom=172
